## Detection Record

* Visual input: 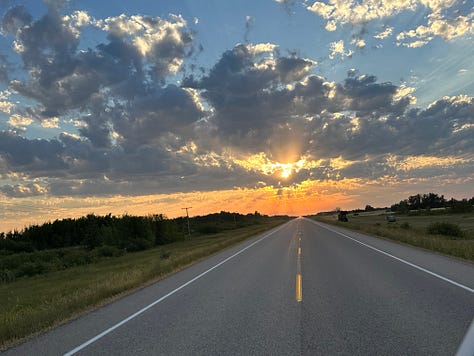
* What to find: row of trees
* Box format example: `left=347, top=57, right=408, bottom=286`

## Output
left=390, top=193, right=474, bottom=213
left=0, top=211, right=274, bottom=253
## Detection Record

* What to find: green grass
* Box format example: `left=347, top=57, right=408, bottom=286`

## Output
left=312, top=211, right=474, bottom=261
left=0, top=220, right=286, bottom=349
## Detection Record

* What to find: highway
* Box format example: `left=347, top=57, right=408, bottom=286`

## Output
left=5, top=218, right=474, bottom=355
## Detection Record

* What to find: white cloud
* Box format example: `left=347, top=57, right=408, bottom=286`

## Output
left=394, top=84, right=417, bottom=104
left=325, top=20, right=337, bottom=31
left=307, top=0, right=474, bottom=46
left=329, top=40, right=353, bottom=59
left=8, top=114, right=33, bottom=128
left=97, top=14, right=192, bottom=75
left=0, top=101, right=14, bottom=114
left=41, top=117, right=60, bottom=128
left=355, top=39, right=366, bottom=48
left=374, top=27, right=393, bottom=39
left=0, top=90, right=14, bottom=114
left=307, top=0, right=417, bottom=25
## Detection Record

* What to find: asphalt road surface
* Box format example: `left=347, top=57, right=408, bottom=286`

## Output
left=6, top=218, right=474, bottom=355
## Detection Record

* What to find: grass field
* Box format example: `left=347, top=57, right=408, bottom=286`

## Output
left=0, top=219, right=286, bottom=349
left=312, top=211, right=474, bottom=261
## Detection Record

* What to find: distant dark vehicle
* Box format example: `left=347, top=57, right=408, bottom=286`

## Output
left=353, top=213, right=359, bottom=216
left=338, top=211, right=348, bottom=222
left=386, top=215, right=396, bottom=222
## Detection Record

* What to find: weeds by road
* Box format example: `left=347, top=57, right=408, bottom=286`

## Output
left=312, top=212, right=474, bottom=262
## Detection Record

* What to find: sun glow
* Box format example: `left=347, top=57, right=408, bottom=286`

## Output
left=233, top=152, right=322, bottom=180
left=279, top=164, right=293, bottom=179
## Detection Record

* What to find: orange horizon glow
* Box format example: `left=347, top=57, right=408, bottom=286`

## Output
left=0, top=179, right=356, bottom=233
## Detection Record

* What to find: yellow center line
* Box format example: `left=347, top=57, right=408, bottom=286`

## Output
left=296, top=232, right=302, bottom=302
left=296, top=274, right=302, bottom=302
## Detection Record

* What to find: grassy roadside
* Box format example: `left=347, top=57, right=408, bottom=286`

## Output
left=0, top=219, right=287, bottom=349
left=311, top=212, right=474, bottom=262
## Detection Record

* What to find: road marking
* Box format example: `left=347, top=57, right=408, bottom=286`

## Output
left=64, top=222, right=290, bottom=356
left=309, top=220, right=474, bottom=294
left=296, top=232, right=302, bottom=302
left=457, top=317, right=474, bottom=356
left=296, top=274, right=302, bottom=302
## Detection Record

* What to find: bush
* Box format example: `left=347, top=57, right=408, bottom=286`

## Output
left=96, top=245, right=125, bottom=257
left=197, top=224, right=222, bottom=234
left=62, top=249, right=97, bottom=267
left=126, top=238, right=153, bottom=252
left=17, top=262, right=46, bottom=277
left=427, top=222, right=464, bottom=238
left=160, top=250, right=171, bottom=259
left=400, top=222, right=410, bottom=229
left=0, top=269, right=16, bottom=283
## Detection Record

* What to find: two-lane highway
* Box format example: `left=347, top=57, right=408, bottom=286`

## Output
left=6, top=218, right=474, bottom=355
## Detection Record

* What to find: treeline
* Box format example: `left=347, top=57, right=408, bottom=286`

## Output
left=0, top=211, right=282, bottom=283
left=0, top=214, right=177, bottom=253
left=0, top=211, right=275, bottom=253
left=390, top=193, right=474, bottom=213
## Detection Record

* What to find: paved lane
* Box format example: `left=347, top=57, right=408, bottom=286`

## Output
left=301, top=218, right=474, bottom=355
left=5, top=218, right=474, bottom=355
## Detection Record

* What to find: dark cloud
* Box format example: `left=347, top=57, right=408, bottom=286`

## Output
left=1, top=5, right=32, bottom=34
left=0, top=131, right=66, bottom=175
left=185, top=43, right=314, bottom=151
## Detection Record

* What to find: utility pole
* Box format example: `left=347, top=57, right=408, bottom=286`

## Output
left=181, top=207, right=192, bottom=238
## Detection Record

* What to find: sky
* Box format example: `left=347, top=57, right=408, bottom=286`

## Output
left=0, top=0, right=473, bottom=232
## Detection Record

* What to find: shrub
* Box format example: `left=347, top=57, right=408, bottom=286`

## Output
left=0, top=269, right=16, bottom=283
left=17, top=262, right=46, bottom=277
left=96, top=245, right=124, bottom=257
left=427, top=222, right=464, bottom=238
left=197, top=224, right=222, bottom=234
left=62, top=249, right=96, bottom=267
left=400, top=222, right=410, bottom=229
left=126, top=238, right=153, bottom=252
left=160, top=250, right=171, bottom=259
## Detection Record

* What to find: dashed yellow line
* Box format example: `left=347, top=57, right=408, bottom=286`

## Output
left=296, top=274, right=302, bottom=302
left=296, top=232, right=302, bottom=302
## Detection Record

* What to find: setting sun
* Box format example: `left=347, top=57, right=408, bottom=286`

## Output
left=280, top=165, right=293, bottom=179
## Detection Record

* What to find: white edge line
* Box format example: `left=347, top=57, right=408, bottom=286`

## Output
left=307, top=219, right=474, bottom=294
left=456, top=317, right=474, bottom=356
left=64, top=222, right=290, bottom=356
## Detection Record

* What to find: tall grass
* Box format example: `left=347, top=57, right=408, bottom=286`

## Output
left=313, top=217, right=474, bottom=261
left=0, top=220, right=285, bottom=349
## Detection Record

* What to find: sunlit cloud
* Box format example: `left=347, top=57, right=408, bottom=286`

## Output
left=7, top=113, right=33, bottom=128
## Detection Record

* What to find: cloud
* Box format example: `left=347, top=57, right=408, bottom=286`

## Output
left=6, top=6, right=195, bottom=120
left=329, top=40, right=353, bottom=59
left=374, top=26, right=393, bottom=39
left=307, top=0, right=474, bottom=46
left=0, top=182, right=47, bottom=197
left=97, top=13, right=193, bottom=77
left=1, top=5, right=32, bottom=34
left=0, top=90, right=14, bottom=113
left=7, top=114, right=33, bottom=128
left=0, top=131, right=66, bottom=175
left=41, top=117, right=59, bottom=128
left=397, top=11, right=474, bottom=47
left=0, top=4, right=473, bottom=200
